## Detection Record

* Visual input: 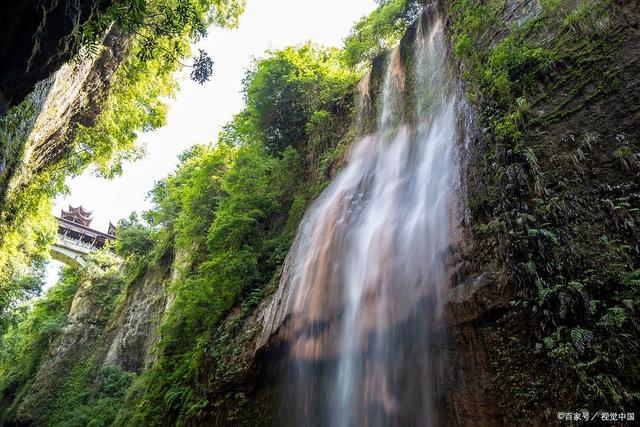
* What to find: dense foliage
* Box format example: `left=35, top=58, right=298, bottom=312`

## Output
left=449, top=0, right=639, bottom=417
left=77, top=0, right=246, bottom=84
left=110, top=43, right=356, bottom=425
left=243, top=44, right=356, bottom=153
left=0, top=0, right=246, bottom=332
left=0, top=267, right=80, bottom=424
left=343, top=0, right=422, bottom=66
left=0, top=101, right=59, bottom=333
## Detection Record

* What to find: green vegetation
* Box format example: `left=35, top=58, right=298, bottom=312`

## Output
left=53, top=365, right=136, bottom=427
left=0, top=0, right=246, bottom=333
left=73, top=0, right=247, bottom=84
left=0, top=35, right=359, bottom=424
left=448, top=0, right=638, bottom=416
left=243, top=44, right=356, bottom=153
left=0, top=268, right=79, bottom=418
left=111, top=43, right=356, bottom=426
left=0, top=250, right=126, bottom=425
left=0, top=195, right=56, bottom=335
left=344, top=0, right=422, bottom=67
left=2, top=0, right=636, bottom=424
left=0, top=102, right=59, bottom=334
left=0, top=0, right=246, bottom=420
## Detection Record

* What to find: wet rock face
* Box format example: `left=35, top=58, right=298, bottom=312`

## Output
left=0, top=0, right=113, bottom=113
left=104, top=263, right=171, bottom=372
left=442, top=0, right=640, bottom=424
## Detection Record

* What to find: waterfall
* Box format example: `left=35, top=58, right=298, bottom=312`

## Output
left=280, top=9, right=458, bottom=426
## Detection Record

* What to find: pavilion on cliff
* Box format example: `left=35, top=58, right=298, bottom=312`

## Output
left=57, top=206, right=116, bottom=249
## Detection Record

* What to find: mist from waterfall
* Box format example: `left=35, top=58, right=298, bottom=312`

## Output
left=280, top=9, right=458, bottom=426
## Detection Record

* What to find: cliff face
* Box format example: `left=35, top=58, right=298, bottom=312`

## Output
left=0, top=0, right=113, bottom=113
left=204, top=1, right=640, bottom=425
left=1, top=249, right=185, bottom=425
left=104, top=261, right=173, bottom=373
left=3, top=0, right=638, bottom=425
left=445, top=0, right=640, bottom=423
left=0, top=26, right=130, bottom=214
left=12, top=262, right=125, bottom=424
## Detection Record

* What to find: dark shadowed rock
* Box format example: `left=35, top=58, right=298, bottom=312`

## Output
left=0, top=0, right=113, bottom=114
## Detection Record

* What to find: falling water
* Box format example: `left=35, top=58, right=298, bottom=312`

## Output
left=280, top=9, right=457, bottom=427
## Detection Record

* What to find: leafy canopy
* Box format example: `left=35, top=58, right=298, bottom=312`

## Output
left=80, top=0, right=247, bottom=84
left=243, top=44, right=357, bottom=153
left=343, top=0, right=422, bottom=67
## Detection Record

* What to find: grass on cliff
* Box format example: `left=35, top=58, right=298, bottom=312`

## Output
left=109, top=43, right=357, bottom=426
left=448, top=0, right=639, bottom=417
left=0, top=0, right=246, bottom=340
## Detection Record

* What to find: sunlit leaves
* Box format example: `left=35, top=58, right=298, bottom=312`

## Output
left=343, top=0, right=422, bottom=66
left=243, top=44, right=357, bottom=153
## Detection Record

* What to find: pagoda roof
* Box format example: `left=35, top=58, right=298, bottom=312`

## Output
left=56, top=216, right=116, bottom=240
left=61, top=205, right=93, bottom=227
left=67, top=205, right=92, bottom=218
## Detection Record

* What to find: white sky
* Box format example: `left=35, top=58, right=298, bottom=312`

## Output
left=46, top=0, right=377, bottom=286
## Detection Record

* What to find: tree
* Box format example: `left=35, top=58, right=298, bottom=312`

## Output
left=243, top=44, right=356, bottom=153
left=81, top=0, right=247, bottom=84
left=343, top=0, right=422, bottom=66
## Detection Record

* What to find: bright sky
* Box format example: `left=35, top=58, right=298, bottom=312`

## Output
left=46, top=0, right=377, bottom=286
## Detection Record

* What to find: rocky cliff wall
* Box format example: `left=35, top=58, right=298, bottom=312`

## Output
left=0, top=26, right=130, bottom=215
left=3, top=0, right=638, bottom=425
left=198, top=1, right=640, bottom=425
left=1, top=247, right=189, bottom=425
left=104, top=247, right=193, bottom=373
left=0, top=0, right=113, bottom=113
left=442, top=0, right=640, bottom=424
left=12, top=261, right=125, bottom=424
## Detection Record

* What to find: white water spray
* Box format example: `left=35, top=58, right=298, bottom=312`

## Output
left=279, top=10, right=458, bottom=426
